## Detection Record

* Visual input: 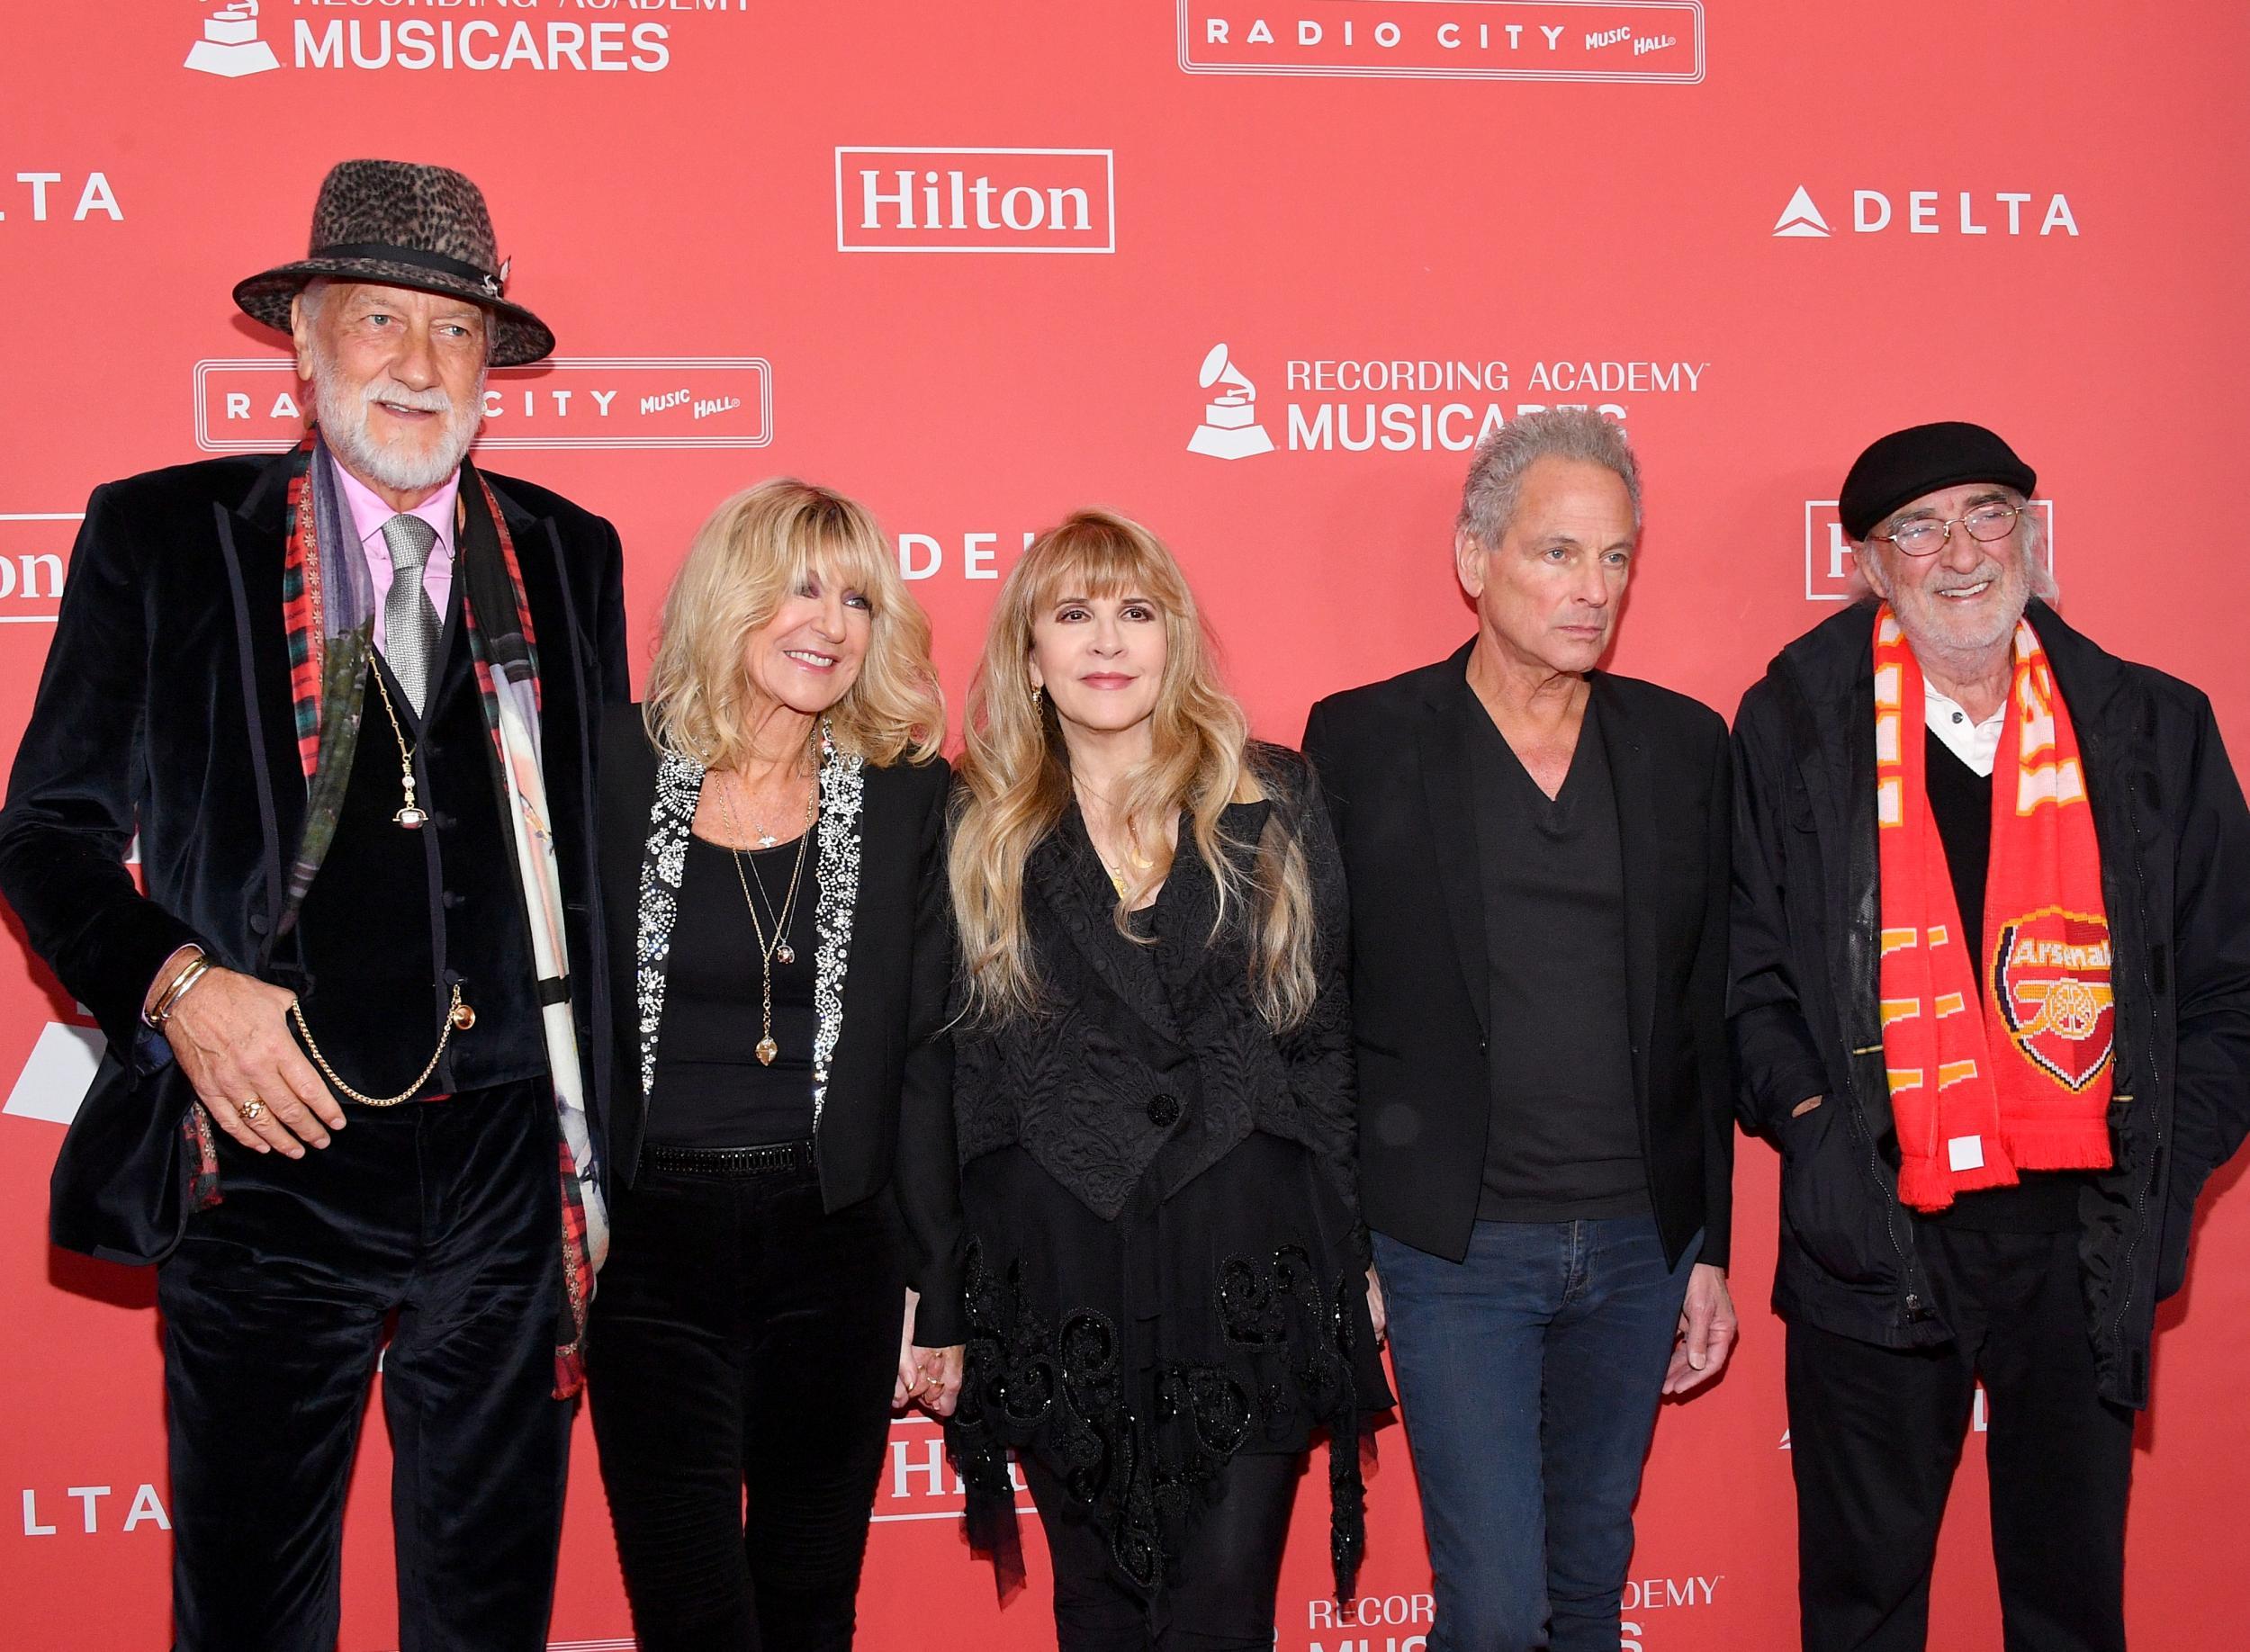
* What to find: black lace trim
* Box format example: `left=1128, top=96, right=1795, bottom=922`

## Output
left=947, top=1239, right=1368, bottom=1603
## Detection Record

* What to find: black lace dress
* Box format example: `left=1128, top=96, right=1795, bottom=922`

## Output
left=945, top=770, right=1390, bottom=1603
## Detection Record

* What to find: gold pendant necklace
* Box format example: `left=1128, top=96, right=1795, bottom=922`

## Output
left=367, top=662, right=428, bottom=828
left=715, top=763, right=816, bottom=1065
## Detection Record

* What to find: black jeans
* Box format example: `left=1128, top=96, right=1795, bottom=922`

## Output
left=157, top=1080, right=572, bottom=1652
left=1024, top=1450, right=1301, bottom=1652
left=1787, top=1227, right=2135, bottom=1652
left=587, top=1152, right=904, bottom=1651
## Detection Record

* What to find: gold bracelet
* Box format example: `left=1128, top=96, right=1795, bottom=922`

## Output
left=288, top=983, right=472, bottom=1108
left=147, top=954, right=212, bottom=1029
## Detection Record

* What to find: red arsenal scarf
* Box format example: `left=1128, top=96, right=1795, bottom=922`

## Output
left=1873, top=606, right=2115, bottom=1211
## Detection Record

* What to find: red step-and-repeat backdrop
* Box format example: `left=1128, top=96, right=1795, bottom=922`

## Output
left=5, top=4, right=2247, bottom=1647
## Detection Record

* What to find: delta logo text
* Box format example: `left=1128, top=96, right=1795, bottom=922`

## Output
left=836, top=148, right=1116, bottom=254
left=1183, top=343, right=1709, bottom=461
left=1, top=171, right=122, bottom=225
left=181, top=0, right=756, bottom=78
left=1773, top=184, right=2080, bottom=239
left=194, top=357, right=772, bottom=453
left=0, top=515, right=72, bottom=624
left=1180, top=2, right=1704, bottom=83
left=1804, top=499, right=2055, bottom=602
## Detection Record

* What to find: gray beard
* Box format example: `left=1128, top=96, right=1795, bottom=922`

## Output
left=311, top=369, right=483, bottom=493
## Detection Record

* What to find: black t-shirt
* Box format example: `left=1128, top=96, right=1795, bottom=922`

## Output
left=644, top=830, right=819, bottom=1147
left=1921, top=729, right=2086, bottom=1234
left=1463, top=687, right=1649, bottom=1222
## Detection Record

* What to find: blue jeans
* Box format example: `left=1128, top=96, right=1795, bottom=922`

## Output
left=1374, top=1216, right=1698, bottom=1652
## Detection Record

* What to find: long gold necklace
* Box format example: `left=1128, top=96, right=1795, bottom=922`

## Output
left=715, top=765, right=816, bottom=1065
left=366, top=661, right=428, bottom=829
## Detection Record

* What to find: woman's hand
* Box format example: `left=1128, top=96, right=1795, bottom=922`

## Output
left=1365, top=1266, right=1388, bottom=1345
left=893, top=1287, right=967, bottom=1416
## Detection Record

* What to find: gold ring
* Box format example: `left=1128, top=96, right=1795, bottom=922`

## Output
left=238, top=1097, right=266, bottom=1122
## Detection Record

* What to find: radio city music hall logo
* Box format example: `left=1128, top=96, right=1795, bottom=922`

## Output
left=835, top=148, right=1116, bottom=254
left=1179, top=2, right=1704, bottom=82
left=1803, top=499, right=2054, bottom=602
left=194, top=357, right=772, bottom=453
left=183, top=0, right=695, bottom=77
left=1185, top=345, right=1708, bottom=459
left=1773, top=184, right=2081, bottom=238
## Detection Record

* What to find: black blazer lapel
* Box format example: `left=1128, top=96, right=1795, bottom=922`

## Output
left=1415, top=661, right=1490, bottom=1039
left=220, top=452, right=310, bottom=956
left=1591, top=674, right=1658, bottom=1111
left=1027, top=813, right=1189, bottom=1054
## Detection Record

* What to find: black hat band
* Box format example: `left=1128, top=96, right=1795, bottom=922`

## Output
left=308, top=241, right=504, bottom=296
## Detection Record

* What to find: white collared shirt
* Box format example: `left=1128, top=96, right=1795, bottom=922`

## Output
left=1924, top=685, right=2004, bottom=777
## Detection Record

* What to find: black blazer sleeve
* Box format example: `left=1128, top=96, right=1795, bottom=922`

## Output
left=591, top=516, right=630, bottom=707
left=897, top=764, right=968, bottom=1346
left=1692, top=727, right=1736, bottom=1270
left=2161, top=696, right=2250, bottom=1286
left=0, top=484, right=206, bottom=1057
left=1727, top=680, right=1834, bottom=1137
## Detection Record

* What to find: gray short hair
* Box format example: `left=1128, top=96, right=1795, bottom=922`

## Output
left=1455, top=408, right=1643, bottom=547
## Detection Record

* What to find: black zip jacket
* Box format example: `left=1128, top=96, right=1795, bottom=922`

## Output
left=1729, top=599, right=2250, bottom=1407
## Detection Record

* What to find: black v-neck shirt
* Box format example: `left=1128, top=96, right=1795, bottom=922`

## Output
left=1462, top=686, right=1648, bottom=1222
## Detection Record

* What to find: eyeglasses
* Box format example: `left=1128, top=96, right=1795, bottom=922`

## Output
left=1872, top=502, right=2029, bottom=557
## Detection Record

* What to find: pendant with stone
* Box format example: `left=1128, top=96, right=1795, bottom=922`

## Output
left=756, top=1036, right=779, bottom=1065
left=774, top=943, right=795, bottom=965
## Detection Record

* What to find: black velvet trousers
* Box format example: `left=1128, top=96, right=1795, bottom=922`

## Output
left=156, top=1080, right=572, bottom=1652
left=587, top=1155, right=904, bottom=1651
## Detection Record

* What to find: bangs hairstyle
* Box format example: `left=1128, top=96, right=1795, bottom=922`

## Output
left=644, top=479, right=941, bottom=769
left=949, top=509, right=1319, bottom=1030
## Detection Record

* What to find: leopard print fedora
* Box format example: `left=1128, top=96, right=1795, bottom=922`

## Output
left=233, top=159, right=554, bottom=366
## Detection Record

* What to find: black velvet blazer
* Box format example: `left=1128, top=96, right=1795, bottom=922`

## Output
left=0, top=450, right=628, bottom=1264
left=949, top=746, right=1365, bottom=1258
left=596, top=705, right=968, bottom=1345
left=1304, top=647, right=1735, bottom=1270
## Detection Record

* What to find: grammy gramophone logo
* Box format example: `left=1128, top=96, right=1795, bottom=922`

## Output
left=185, top=0, right=282, bottom=78
left=1185, top=343, right=1274, bottom=461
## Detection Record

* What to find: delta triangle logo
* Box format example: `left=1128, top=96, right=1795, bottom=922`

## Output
left=1772, top=185, right=1831, bottom=238
left=185, top=1, right=282, bottom=78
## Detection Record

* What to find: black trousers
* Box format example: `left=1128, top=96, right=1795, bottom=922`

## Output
left=587, top=1153, right=904, bottom=1651
left=1786, top=1227, right=2136, bottom=1652
left=1024, top=1450, right=1301, bottom=1652
left=156, top=1080, right=572, bottom=1652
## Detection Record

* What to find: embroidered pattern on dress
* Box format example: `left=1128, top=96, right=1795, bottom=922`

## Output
left=634, top=750, right=702, bottom=1107
left=809, top=723, right=864, bottom=1127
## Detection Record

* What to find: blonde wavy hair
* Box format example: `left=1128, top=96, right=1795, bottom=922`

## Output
left=644, top=479, right=941, bottom=768
left=949, top=509, right=1318, bottom=1029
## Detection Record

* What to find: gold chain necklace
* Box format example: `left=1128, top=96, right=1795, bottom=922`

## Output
left=715, top=765, right=816, bottom=1066
left=366, top=661, right=428, bottom=829
left=284, top=659, right=473, bottom=1103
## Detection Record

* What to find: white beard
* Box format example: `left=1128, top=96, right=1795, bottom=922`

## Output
left=311, top=349, right=485, bottom=492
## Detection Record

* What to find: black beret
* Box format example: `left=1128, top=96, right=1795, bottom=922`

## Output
left=1838, top=422, right=2036, bottom=542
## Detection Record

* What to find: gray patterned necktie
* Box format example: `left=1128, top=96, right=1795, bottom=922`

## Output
left=379, top=513, right=442, bottom=717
